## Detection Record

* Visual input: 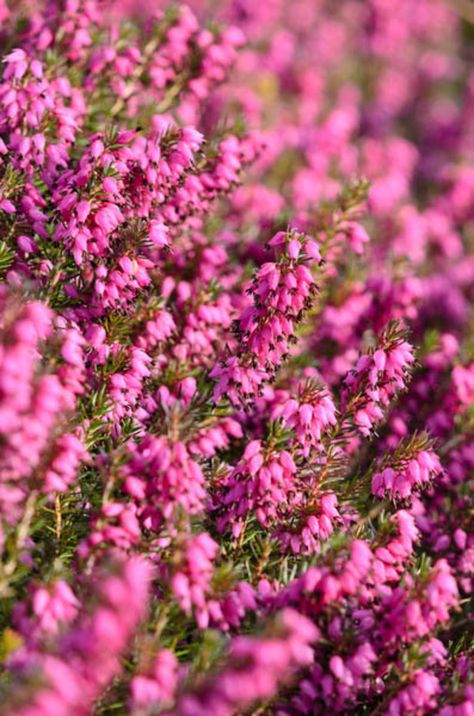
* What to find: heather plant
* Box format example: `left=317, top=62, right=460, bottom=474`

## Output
left=0, top=0, right=472, bottom=714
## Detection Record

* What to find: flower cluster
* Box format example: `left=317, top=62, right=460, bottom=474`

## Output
left=175, top=609, right=317, bottom=716
left=271, top=379, right=337, bottom=457
left=4, top=554, right=150, bottom=716
left=211, top=231, right=321, bottom=406
left=372, top=440, right=444, bottom=500
left=341, top=323, right=415, bottom=437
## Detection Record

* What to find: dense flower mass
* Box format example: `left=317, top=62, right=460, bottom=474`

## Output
left=0, top=0, right=472, bottom=714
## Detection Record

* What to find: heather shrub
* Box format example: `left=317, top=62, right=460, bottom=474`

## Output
left=0, top=1, right=472, bottom=714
